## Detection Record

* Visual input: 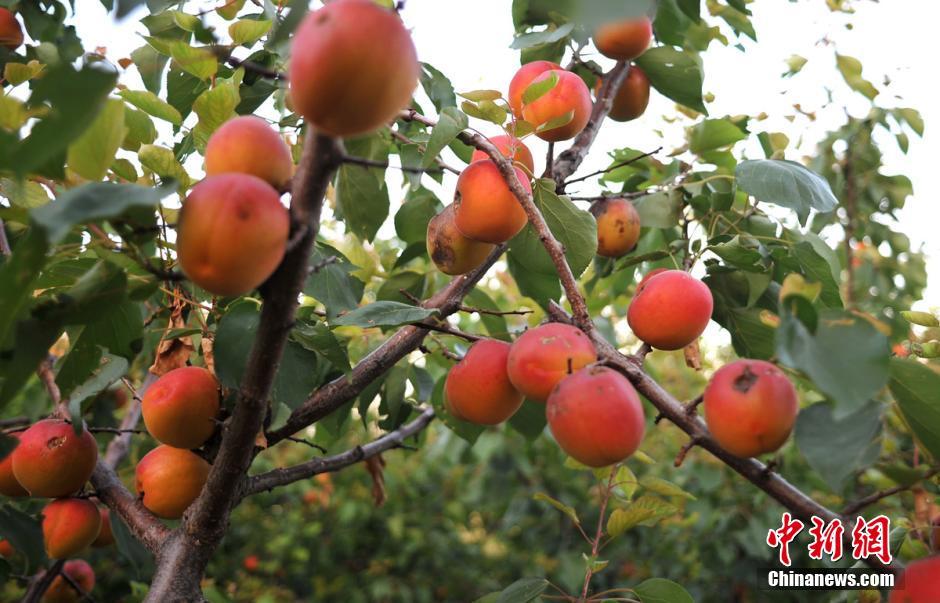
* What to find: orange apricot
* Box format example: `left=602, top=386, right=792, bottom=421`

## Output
left=470, top=135, right=535, bottom=174
left=889, top=555, right=940, bottom=603
left=177, top=174, right=289, bottom=297
left=547, top=366, right=645, bottom=467
left=703, top=360, right=798, bottom=458
left=521, top=70, right=593, bottom=142
left=289, top=0, right=419, bottom=137
left=444, top=340, right=524, bottom=425
left=12, top=420, right=98, bottom=498
left=426, top=204, right=495, bottom=275
left=507, top=323, right=598, bottom=402
left=0, top=431, right=28, bottom=497
left=605, top=65, right=651, bottom=122
left=42, top=498, right=101, bottom=559
left=42, top=559, right=95, bottom=603
left=507, top=60, right=560, bottom=118
left=627, top=270, right=713, bottom=350
left=0, top=8, right=23, bottom=50
left=454, top=160, right=530, bottom=244
left=92, top=506, right=114, bottom=547
left=142, top=366, right=220, bottom=449
left=594, top=17, right=653, bottom=61
left=638, top=267, right=667, bottom=287
left=591, top=198, right=641, bottom=258
left=0, top=539, right=13, bottom=558
left=204, top=116, right=293, bottom=189
left=135, top=445, right=210, bottom=519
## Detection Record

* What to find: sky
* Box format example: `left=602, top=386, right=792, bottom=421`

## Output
left=70, top=0, right=940, bottom=311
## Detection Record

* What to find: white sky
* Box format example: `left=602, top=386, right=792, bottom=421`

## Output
left=71, top=0, right=940, bottom=311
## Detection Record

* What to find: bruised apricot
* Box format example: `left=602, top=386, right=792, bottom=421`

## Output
left=591, top=198, right=641, bottom=258
left=703, top=360, right=798, bottom=458
left=547, top=366, right=645, bottom=467
left=42, top=497, right=101, bottom=559
left=470, top=135, right=535, bottom=174
left=522, top=70, right=593, bottom=142
left=889, top=555, right=940, bottom=603
left=0, top=431, right=28, bottom=497
left=605, top=65, right=650, bottom=122
left=507, top=60, right=560, bottom=118
left=594, top=17, right=653, bottom=61
left=426, top=204, right=495, bottom=275
left=507, top=323, right=598, bottom=402
left=0, top=8, right=23, bottom=50
left=177, top=174, right=289, bottom=297
left=42, top=559, right=95, bottom=603
left=204, top=116, right=293, bottom=189
left=142, top=366, right=220, bottom=449
left=12, top=420, right=98, bottom=498
left=445, top=340, right=524, bottom=425
left=627, top=270, right=713, bottom=350
left=92, top=506, right=114, bottom=547
left=135, top=445, right=210, bottom=519
left=454, top=160, right=530, bottom=244
left=289, top=0, right=419, bottom=137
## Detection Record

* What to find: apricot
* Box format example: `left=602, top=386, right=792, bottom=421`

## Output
left=0, top=8, right=24, bottom=50
left=638, top=267, right=667, bottom=287
left=142, top=366, right=220, bottom=449
left=627, top=270, right=713, bottom=350
left=135, top=445, right=210, bottom=519
left=521, top=70, right=593, bottom=142
left=889, top=555, right=940, bottom=603
left=594, top=17, right=653, bottom=61
left=605, top=66, right=651, bottom=122
left=204, top=116, right=293, bottom=189
left=289, top=0, right=419, bottom=137
left=591, top=198, right=641, bottom=258
left=42, top=559, right=95, bottom=603
left=507, top=323, right=598, bottom=402
left=547, top=366, right=645, bottom=467
left=444, top=340, right=524, bottom=425
left=703, top=360, right=798, bottom=458
left=470, top=135, right=535, bottom=175
left=177, top=174, right=289, bottom=297
left=454, top=160, right=530, bottom=244
left=0, top=539, right=13, bottom=558
left=41, top=497, right=101, bottom=559
left=507, top=60, right=560, bottom=118
left=92, top=506, right=114, bottom=547
left=0, top=431, right=28, bottom=497
left=12, top=420, right=98, bottom=498
left=426, top=204, right=495, bottom=275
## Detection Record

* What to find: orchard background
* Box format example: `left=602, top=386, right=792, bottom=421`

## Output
left=0, top=0, right=939, bottom=602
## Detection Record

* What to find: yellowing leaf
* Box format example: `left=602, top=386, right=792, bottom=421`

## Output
left=229, top=19, right=272, bottom=46
left=119, top=90, right=182, bottom=125
left=67, top=98, right=128, bottom=181
left=138, top=144, right=191, bottom=190
left=3, top=60, right=44, bottom=86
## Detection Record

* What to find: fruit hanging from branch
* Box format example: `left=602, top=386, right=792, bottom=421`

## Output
left=135, top=445, right=211, bottom=520
left=454, top=160, right=531, bottom=244
left=507, top=323, right=598, bottom=402
left=11, top=419, right=98, bottom=498
left=426, top=204, right=495, bottom=276
left=204, top=116, right=294, bottom=189
left=444, top=339, right=524, bottom=425
left=42, top=559, right=95, bottom=603
left=41, top=497, right=102, bottom=559
left=142, top=366, right=221, bottom=450
left=0, top=7, right=23, bottom=50
left=507, top=60, right=560, bottom=118
left=593, top=16, right=653, bottom=61
left=521, top=70, right=593, bottom=142
left=591, top=197, right=641, bottom=258
left=601, top=65, right=651, bottom=122
left=470, top=135, right=535, bottom=174
left=627, top=270, right=714, bottom=351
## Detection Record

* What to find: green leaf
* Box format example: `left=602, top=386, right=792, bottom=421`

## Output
left=191, top=78, right=240, bottom=151
left=119, top=90, right=183, bottom=125
left=458, top=89, right=503, bottom=102
left=889, top=358, right=940, bottom=462
left=422, top=107, right=468, bottom=169
left=394, top=187, right=442, bottom=244
left=638, top=476, right=696, bottom=500
left=633, top=190, right=683, bottom=229
left=3, top=60, right=44, bottom=86
left=0, top=505, right=45, bottom=572
left=292, top=321, right=351, bottom=376
left=735, top=159, right=838, bottom=224
left=68, top=352, right=129, bottom=429
left=532, top=492, right=580, bottom=524
left=507, top=399, right=547, bottom=440
left=168, top=41, right=218, bottom=80
left=131, top=44, right=169, bottom=95
left=332, top=301, right=438, bottom=329
left=420, top=63, right=457, bottom=112
left=635, top=47, right=707, bottom=114
left=511, top=22, right=574, bottom=49
left=792, top=241, right=842, bottom=308
left=895, top=108, right=924, bottom=136
left=495, top=578, right=548, bottom=603
left=901, top=311, right=939, bottom=328
left=110, top=512, right=150, bottom=577
left=122, top=108, right=158, bottom=152
left=138, top=144, right=191, bottom=189
left=336, top=133, right=390, bottom=242
left=522, top=71, right=559, bottom=107
left=66, top=98, right=126, bottom=181
left=689, top=119, right=746, bottom=154
left=607, top=496, right=678, bottom=537
left=229, top=19, right=272, bottom=46
left=835, top=54, right=878, bottom=100
left=303, top=244, right=365, bottom=321
left=634, top=578, right=694, bottom=603
left=795, top=400, right=882, bottom=491
left=0, top=179, right=50, bottom=209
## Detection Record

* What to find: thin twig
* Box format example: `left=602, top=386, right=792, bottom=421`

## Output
left=341, top=154, right=443, bottom=174
left=458, top=304, right=532, bottom=317
left=842, top=466, right=940, bottom=515
left=0, top=217, right=11, bottom=256
left=285, top=436, right=327, bottom=454
left=563, top=147, right=661, bottom=187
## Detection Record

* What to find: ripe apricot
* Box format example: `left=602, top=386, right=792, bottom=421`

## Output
left=507, top=323, right=598, bottom=402
left=547, top=366, right=645, bottom=467
left=445, top=340, right=524, bottom=425
left=92, top=506, right=114, bottom=547
left=0, top=539, right=13, bottom=558
left=0, top=8, right=24, bottom=50
left=12, top=420, right=98, bottom=498
left=470, top=135, right=535, bottom=174
left=507, top=60, right=560, bottom=118
left=177, top=174, right=289, bottom=297
left=0, top=431, right=28, bottom=497
left=521, top=70, right=593, bottom=142
left=604, top=66, right=651, bottom=122
left=594, top=17, right=653, bottom=61
left=638, top=267, right=667, bottom=287
left=142, top=366, right=220, bottom=449
left=42, top=559, right=95, bottom=603
left=591, top=198, right=641, bottom=258
left=889, top=555, right=940, bottom=603
left=703, top=360, right=798, bottom=458
left=454, top=160, right=530, bottom=244
left=135, top=445, right=210, bottom=519
left=42, top=497, right=101, bottom=559
left=627, top=270, right=713, bottom=350
left=426, top=204, right=495, bottom=275
left=289, top=0, right=419, bottom=136
left=204, top=116, right=293, bottom=189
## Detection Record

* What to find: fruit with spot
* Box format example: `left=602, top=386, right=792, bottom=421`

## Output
left=594, top=17, right=653, bottom=61
left=591, top=198, right=641, bottom=257
left=627, top=270, right=713, bottom=350
left=426, top=204, right=495, bottom=275
left=135, top=445, right=210, bottom=519
left=507, top=323, right=598, bottom=402
left=12, top=419, right=98, bottom=498
left=470, top=135, right=535, bottom=174
left=142, top=366, right=220, bottom=449
left=445, top=339, right=524, bottom=425
left=42, top=497, right=102, bottom=559
left=205, top=116, right=293, bottom=189
left=454, top=160, right=530, bottom=244
left=521, top=70, right=593, bottom=142
left=42, top=559, right=95, bottom=603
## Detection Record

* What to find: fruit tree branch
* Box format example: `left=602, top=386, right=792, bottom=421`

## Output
left=842, top=466, right=940, bottom=516
left=21, top=560, right=65, bottom=603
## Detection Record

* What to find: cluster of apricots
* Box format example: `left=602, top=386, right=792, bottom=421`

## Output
left=0, top=7, right=23, bottom=50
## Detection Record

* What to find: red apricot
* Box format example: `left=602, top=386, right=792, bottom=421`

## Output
left=0, top=431, right=28, bottom=497
left=92, top=506, right=114, bottom=547
left=42, top=497, right=101, bottom=559
left=445, top=340, right=524, bottom=425
left=889, top=555, right=940, bottom=603
left=507, top=323, right=598, bottom=402
left=244, top=554, right=260, bottom=572
left=508, top=60, right=560, bottom=118
left=204, top=116, right=293, bottom=189
left=454, top=160, right=530, bottom=244
left=12, top=420, right=98, bottom=498
left=0, top=539, right=13, bottom=558
left=289, top=0, right=419, bottom=136
left=42, top=559, right=95, bottom=603
left=627, top=270, right=713, bottom=350
left=470, top=135, right=535, bottom=175
left=177, top=174, right=289, bottom=297
left=142, top=366, right=220, bottom=449
left=547, top=366, right=645, bottom=467
left=426, top=204, right=495, bottom=275
left=521, top=70, right=593, bottom=142
left=135, top=445, right=210, bottom=519
left=591, top=198, right=641, bottom=258
left=703, top=360, right=798, bottom=458
left=638, top=267, right=667, bottom=287
left=605, top=66, right=651, bottom=122
left=594, top=17, right=653, bottom=61
left=0, top=8, right=24, bottom=50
